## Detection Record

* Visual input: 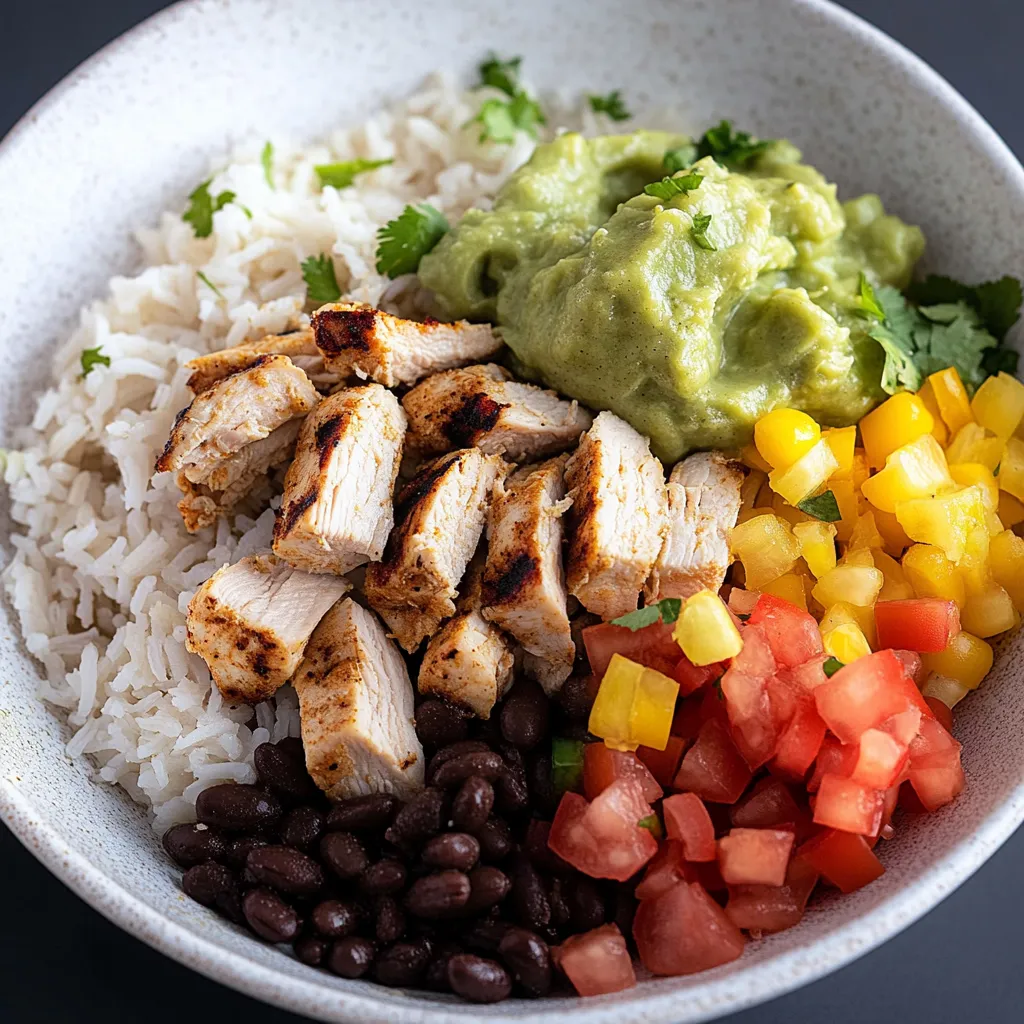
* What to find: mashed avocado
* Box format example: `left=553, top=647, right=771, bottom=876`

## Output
left=418, top=131, right=925, bottom=462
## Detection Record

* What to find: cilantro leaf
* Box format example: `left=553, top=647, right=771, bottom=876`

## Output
left=856, top=272, right=886, bottom=321
left=301, top=253, right=341, bottom=305
left=696, top=120, right=774, bottom=168
left=478, top=53, right=522, bottom=97
left=906, top=274, right=1022, bottom=340
left=196, top=270, right=223, bottom=298
left=643, top=171, right=704, bottom=201
left=80, top=346, right=110, bottom=377
left=315, top=158, right=394, bottom=189
left=611, top=597, right=682, bottom=631
left=375, top=203, right=449, bottom=278
left=473, top=91, right=545, bottom=144
left=588, top=90, right=631, bottom=121
left=914, top=302, right=996, bottom=392
left=797, top=490, right=841, bottom=522
left=691, top=212, right=717, bottom=251
left=182, top=180, right=236, bottom=238
left=638, top=814, right=664, bottom=838
left=261, top=141, right=274, bottom=190
left=983, top=346, right=1020, bottom=376
left=822, top=656, right=844, bottom=677
left=855, top=278, right=922, bottom=394
left=664, top=143, right=698, bottom=174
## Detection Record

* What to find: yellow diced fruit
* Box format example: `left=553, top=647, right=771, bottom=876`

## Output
left=792, top=521, right=838, bottom=578
left=946, top=423, right=1004, bottom=474
left=998, top=490, right=1024, bottom=528
left=629, top=666, right=681, bottom=752
left=768, top=439, right=839, bottom=506
left=771, top=491, right=812, bottom=527
left=822, top=622, right=872, bottom=663
left=971, top=372, right=1024, bottom=440
left=589, top=654, right=679, bottom=752
left=754, top=408, right=821, bottom=470
left=848, top=511, right=884, bottom=551
left=851, top=450, right=871, bottom=491
left=872, top=548, right=915, bottom=601
left=860, top=434, right=955, bottom=514
left=729, top=514, right=801, bottom=590
left=928, top=367, right=974, bottom=435
left=990, top=529, right=1024, bottom=610
left=922, top=631, right=994, bottom=690
left=859, top=391, right=935, bottom=469
left=673, top=590, right=744, bottom=665
left=917, top=380, right=949, bottom=447
left=831, top=479, right=861, bottom=543
left=895, top=485, right=988, bottom=562
left=812, top=564, right=884, bottom=608
left=901, top=543, right=966, bottom=606
left=740, top=445, right=772, bottom=474
left=841, top=547, right=875, bottom=568
left=960, top=583, right=1018, bottom=638
left=949, top=463, right=999, bottom=512
left=922, top=673, right=972, bottom=710
left=998, top=437, right=1024, bottom=502
left=761, top=573, right=809, bottom=610
left=823, top=426, right=856, bottom=479
left=873, top=509, right=912, bottom=557
left=820, top=601, right=877, bottom=648
left=957, top=526, right=991, bottom=596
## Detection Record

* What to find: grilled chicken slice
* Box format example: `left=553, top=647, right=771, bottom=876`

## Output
left=185, top=554, right=349, bottom=704
left=403, top=364, right=592, bottom=462
left=481, top=456, right=575, bottom=694
left=645, top=451, right=747, bottom=602
left=156, top=354, right=318, bottom=532
left=184, top=328, right=340, bottom=394
left=564, top=411, right=668, bottom=621
left=364, top=448, right=507, bottom=652
left=293, top=598, right=423, bottom=800
left=418, top=559, right=514, bottom=719
left=272, top=384, right=406, bottom=574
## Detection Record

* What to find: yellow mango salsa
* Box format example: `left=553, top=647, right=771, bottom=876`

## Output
left=860, top=434, right=954, bottom=514
left=589, top=654, right=678, bottom=752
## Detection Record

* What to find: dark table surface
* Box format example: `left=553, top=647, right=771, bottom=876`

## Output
left=2, top=1, right=1023, bottom=1021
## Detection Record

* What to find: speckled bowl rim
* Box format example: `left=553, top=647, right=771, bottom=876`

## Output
left=3, top=1, right=1024, bottom=1021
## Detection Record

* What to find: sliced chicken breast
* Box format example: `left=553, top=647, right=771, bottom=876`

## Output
left=293, top=598, right=424, bottom=800
left=402, top=364, right=592, bottom=462
left=364, top=448, right=507, bottom=652
left=185, top=554, right=349, bottom=704
left=311, top=302, right=502, bottom=388
left=273, top=384, right=406, bottom=575
left=481, top=456, right=575, bottom=694
left=564, top=411, right=668, bottom=621
left=645, top=451, right=747, bottom=602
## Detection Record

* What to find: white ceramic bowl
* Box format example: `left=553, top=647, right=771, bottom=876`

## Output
left=2, top=0, right=1023, bottom=1020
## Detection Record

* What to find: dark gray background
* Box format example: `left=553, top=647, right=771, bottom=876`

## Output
left=1, top=1, right=1022, bottom=1021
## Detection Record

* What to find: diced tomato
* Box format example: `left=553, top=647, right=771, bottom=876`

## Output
left=698, top=683, right=729, bottom=724
left=728, top=587, right=760, bottom=616
left=730, top=777, right=805, bottom=830
left=633, top=881, right=746, bottom=976
left=910, top=714, right=959, bottom=757
left=583, top=620, right=680, bottom=679
left=721, top=623, right=778, bottom=768
left=673, top=718, right=753, bottom=804
left=772, top=699, right=828, bottom=779
left=879, top=784, right=901, bottom=838
left=672, top=655, right=723, bottom=696
left=851, top=729, right=909, bottom=790
left=673, top=695, right=707, bottom=739
left=892, top=649, right=924, bottom=686
left=748, top=593, right=824, bottom=668
left=717, top=827, right=795, bottom=886
left=807, top=735, right=859, bottom=793
left=663, top=793, right=717, bottom=861
left=882, top=707, right=923, bottom=746
left=637, top=735, right=688, bottom=789
left=553, top=923, right=637, bottom=997
left=784, top=654, right=830, bottom=691
left=907, top=716, right=965, bottom=810
left=924, top=696, right=954, bottom=732
left=688, top=857, right=728, bottom=893
left=812, top=774, right=885, bottom=836
left=725, top=856, right=820, bottom=934
left=796, top=828, right=885, bottom=893
left=635, top=840, right=689, bottom=900
left=874, top=599, right=960, bottom=653
left=584, top=743, right=664, bottom=803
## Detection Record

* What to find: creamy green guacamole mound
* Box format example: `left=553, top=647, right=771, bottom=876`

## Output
left=418, top=131, right=925, bottom=461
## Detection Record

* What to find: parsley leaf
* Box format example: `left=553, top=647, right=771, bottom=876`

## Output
left=301, top=253, right=341, bottom=305
left=477, top=53, right=522, bottom=97
left=797, top=490, right=841, bottom=522
left=906, top=274, right=1022, bottom=340
left=644, top=171, right=704, bottom=201
left=196, top=270, right=224, bottom=298
left=315, top=158, right=394, bottom=189
left=691, top=212, right=717, bottom=251
left=80, top=346, right=110, bottom=377
left=473, top=91, right=545, bottom=144
left=638, top=814, right=663, bottom=838
left=375, top=203, right=450, bottom=278
left=822, top=656, right=844, bottom=678
left=588, top=90, right=631, bottom=121
left=664, top=143, right=698, bottom=174
left=182, top=180, right=236, bottom=238
left=261, top=141, right=274, bottom=189
left=696, top=120, right=774, bottom=168
left=611, top=597, right=682, bottom=631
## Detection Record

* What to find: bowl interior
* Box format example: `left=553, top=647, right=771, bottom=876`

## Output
left=2, top=0, right=1023, bottom=1021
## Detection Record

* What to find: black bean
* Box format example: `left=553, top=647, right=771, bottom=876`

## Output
left=569, top=876, right=606, bottom=932
left=463, top=917, right=511, bottom=954
left=279, top=805, right=324, bottom=853
left=375, top=895, right=407, bottom=943
left=405, top=870, right=471, bottom=918
left=511, top=859, right=550, bottom=931
left=319, top=832, right=369, bottom=880
left=374, top=939, right=433, bottom=987
left=422, top=832, right=480, bottom=872
left=496, top=766, right=530, bottom=815
left=222, top=835, right=269, bottom=872
left=611, top=886, right=638, bottom=939
left=214, top=884, right=247, bottom=925
left=447, top=954, right=512, bottom=1003
left=325, top=793, right=398, bottom=833
left=415, top=699, right=469, bottom=748
left=253, top=741, right=318, bottom=804
left=500, top=678, right=549, bottom=749
left=431, top=751, right=505, bottom=788
left=464, top=866, right=511, bottom=914
left=242, top=887, right=300, bottom=943
left=275, top=736, right=306, bottom=762
left=362, top=857, right=407, bottom=896
left=476, top=817, right=514, bottom=862
left=247, top=845, right=324, bottom=897
left=526, top=755, right=559, bottom=816
left=310, top=899, right=359, bottom=938
left=384, top=787, right=445, bottom=844
left=424, top=953, right=455, bottom=992
left=162, top=823, right=228, bottom=868
left=195, top=783, right=282, bottom=832
left=450, top=776, right=495, bottom=832
left=522, top=819, right=570, bottom=874
left=427, top=740, right=493, bottom=782
left=327, top=936, right=376, bottom=979
left=293, top=934, right=329, bottom=967
left=182, top=862, right=237, bottom=907
left=557, top=674, right=595, bottom=721
left=498, top=927, right=552, bottom=997
left=547, top=877, right=571, bottom=931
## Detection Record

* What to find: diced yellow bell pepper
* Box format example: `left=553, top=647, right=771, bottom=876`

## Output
left=673, top=590, right=744, bottom=665
left=589, top=654, right=679, bottom=752
left=820, top=601, right=878, bottom=648
left=761, top=572, right=809, bottom=610
left=851, top=450, right=871, bottom=491
left=740, top=445, right=772, bottom=474
left=895, top=485, right=988, bottom=562
left=860, top=434, right=955, bottom=514
left=812, top=563, right=884, bottom=608
left=998, top=437, right=1024, bottom=502
left=768, top=439, right=839, bottom=506
left=729, top=514, right=801, bottom=590
left=949, top=462, right=999, bottom=513
left=822, top=622, right=872, bottom=663
left=841, top=546, right=875, bottom=567
left=792, top=520, right=838, bottom=578
left=831, top=479, right=861, bottom=543
left=990, top=529, right=1024, bottom=611
left=771, top=491, right=812, bottom=527
left=917, top=379, right=949, bottom=447
left=971, top=372, right=1024, bottom=440
left=823, top=426, right=857, bottom=480
left=928, top=367, right=974, bottom=435
left=873, top=509, right=912, bottom=557
left=960, top=582, right=1018, bottom=638
left=957, top=526, right=991, bottom=596
left=998, top=490, right=1024, bottom=528
left=754, top=408, right=821, bottom=470
left=872, top=548, right=915, bottom=601
left=901, top=543, right=966, bottom=606
left=848, top=511, right=884, bottom=551
left=859, top=392, right=935, bottom=469
left=946, top=423, right=1004, bottom=474
left=922, top=673, right=972, bottom=709
left=922, top=630, right=994, bottom=690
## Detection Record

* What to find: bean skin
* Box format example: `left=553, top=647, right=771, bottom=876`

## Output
left=293, top=935, right=329, bottom=967
left=195, top=784, right=282, bottom=832
left=327, top=937, right=376, bottom=979
left=247, top=845, right=324, bottom=897
left=319, top=832, right=369, bottom=880
left=569, top=876, right=606, bottom=932
left=422, top=832, right=480, bottom=872
left=374, top=940, right=433, bottom=987
left=223, top=835, right=269, bottom=872
left=405, top=870, right=471, bottom=918
left=325, top=793, right=397, bottom=832
left=499, top=678, right=549, bottom=749
left=511, top=859, right=550, bottom=931
left=362, top=858, right=408, bottom=896
left=182, top=862, right=237, bottom=907
left=162, top=823, right=228, bottom=868
left=476, top=818, right=514, bottom=862
left=427, top=740, right=492, bottom=782
left=463, top=917, right=511, bottom=954
left=432, top=752, right=505, bottom=788
left=310, top=899, right=359, bottom=938
left=415, top=699, right=469, bottom=748
left=526, top=755, right=559, bottom=816
left=447, top=954, right=512, bottom=1003
left=253, top=741, right=318, bottom=804
left=375, top=896, right=407, bottom=943
left=557, top=674, right=595, bottom=721
left=498, top=927, right=552, bottom=997
left=279, top=805, right=324, bottom=853
left=384, top=788, right=445, bottom=844
left=451, top=776, right=495, bottom=832
left=464, top=866, right=511, bottom=914
left=242, top=887, right=300, bottom=943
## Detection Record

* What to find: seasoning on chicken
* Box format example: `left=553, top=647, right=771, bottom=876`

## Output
left=185, top=554, right=349, bottom=704
left=645, top=451, right=747, bottom=602
left=311, top=302, right=502, bottom=388
left=272, top=384, right=406, bottom=575
left=184, top=328, right=340, bottom=394
left=480, top=456, right=575, bottom=694
left=418, top=558, right=514, bottom=719
left=292, top=597, right=424, bottom=800
left=156, top=354, right=318, bottom=532
left=564, top=411, right=668, bottom=621
left=364, top=448, right=507, bottom=652
left=402, top=363, right=592, bottom=462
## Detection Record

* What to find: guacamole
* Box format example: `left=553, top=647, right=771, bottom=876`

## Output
left=418, top=131, right=925, bottom=462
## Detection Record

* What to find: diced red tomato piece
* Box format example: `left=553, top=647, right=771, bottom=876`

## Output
left=730, top=777, right=804, bottom=830
left=808, top=736, right=858, bottom=792
left=584, top=743, right=664, bottom=803
left=725, top=856, right=820, bottom=934
left=634, top=881, right=746, bottom=976
left=812, top=774, right=885, bottom=836
left=882, top=707, right=923, bottom=746
left=635, top=840, right=689, bottom=900
left=748, top=593, right=824, bottom=668
left=689, top=857, right=728, bottom=893
left=924, top=696, right=954, bottom=732
left=878, top=784, right=901, bottom=838
left=673, top=718, right=753, bottom=804
left=583, top=620, right=680, bottom=679
left=637, top=735, right=688, bottom=789
left=851, top=728, right=909, bottom=789
left=796, top=828, right=885, bottom=893
left=673, top=695, right=706, bottom=739
left=721, top=623, right=778, bottom=768
left=772, top=699, right=827, bottom=780
left=785, top=654, right=830, bottom=691
left=717, top=827, right=795, bottom=886
left=663, top=793, right=717, bottom=862
left=907, top=716, right=964, bottom=810
left=892, top=649, right=924, bottom=686
left=910, top=714, right=959, bottom=756
left=698, top=683, right=729, bottom=724
left=553, top=923, right=636, bottom=996
left=728, top=587, right=760, bottom=616
left=672, top=655, right=723, bottom=696
left=874, top=599, right=960, bottom=653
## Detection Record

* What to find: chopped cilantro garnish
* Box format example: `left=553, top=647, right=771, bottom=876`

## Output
left=643, top=171, right=704, bottom=201
left=906, top=274, right=1022, bottom=341
left=588, top=90, right=631, bottom=121
left=196, top=270, right=223, bottom=298
left=315, top=158, right=394, bottom=189
left=473, top=92, right=545, bottom=144
left=664, top=143, right=698, bottom=174
left=375, top=203, right=449, bottom=279
left=261, top=141, right=274, bottom=190
left=691, top=212, right=717, bottom=251
left=301, top=253, right=341, bottom=305
left=551, top=737, right=586, bottom=793
left=80, top=346, right=110, bottom=377
left=823, top=656, right=844, bottom=677
left=182, top=180, right=236, bottom=238
left=696, top=120, right=775, bottom=168
left=611, top=597, right=682, bottom=631
left=477, top=53, right=522, bottom=97
left=797, top=490, right=841, bottom=523
left=638, top=814, right=663, bottom=838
